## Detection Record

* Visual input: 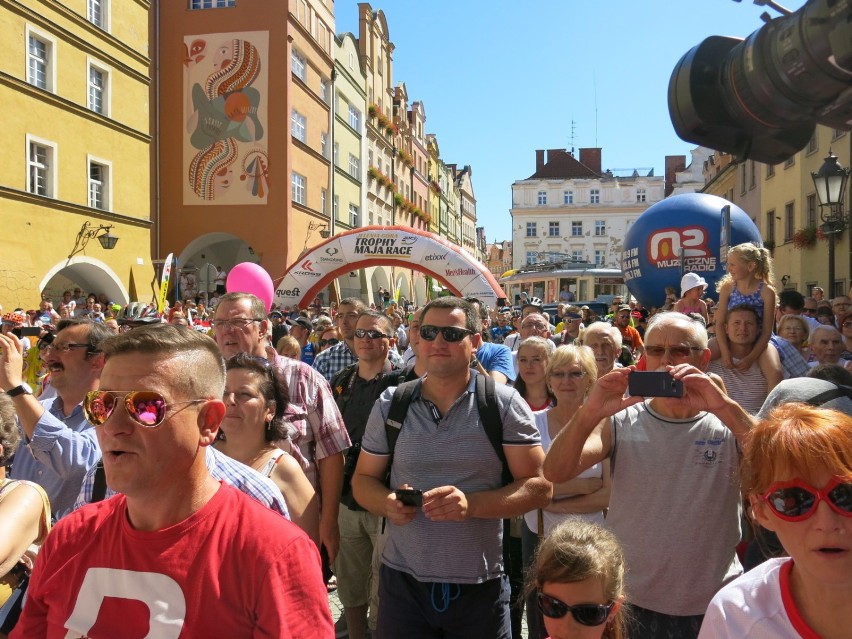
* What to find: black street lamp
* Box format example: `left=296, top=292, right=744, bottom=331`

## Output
left=811, top=151, right=849, bottom=297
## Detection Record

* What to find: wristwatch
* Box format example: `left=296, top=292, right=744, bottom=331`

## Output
left=6, top=383, right=33, bottom=398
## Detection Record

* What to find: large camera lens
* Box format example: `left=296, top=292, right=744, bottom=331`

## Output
left=669, top=0, right=852, bottom=164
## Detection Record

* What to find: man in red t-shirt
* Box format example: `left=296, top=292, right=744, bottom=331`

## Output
left=12, top=325, right=333, bottom=639
left=614, top=305, right=644, bottom=360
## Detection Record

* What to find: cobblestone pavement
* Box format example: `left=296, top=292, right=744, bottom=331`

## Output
left=327, top=588, right=531, bottom=638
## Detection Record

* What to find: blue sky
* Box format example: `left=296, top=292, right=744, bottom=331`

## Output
left=335, top=0, right=808, bottom=242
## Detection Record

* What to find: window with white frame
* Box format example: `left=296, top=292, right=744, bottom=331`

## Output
left=564, top=190, right=573, bottom=204
left=549, top=221, right=559, bottom=237
left=320, top=132, right=328, bottom=158
left=27, top=138, right=55, bottom=197
left=537, top=190, right=547, bottom=205
left=594, top=220, right=606, bottom=236
left=349, top=204, right=359, bottom=227
left=571, top=250, right=583, bottom=262
left=88, top=64, right=108, bottom=115
left=333, top=143, right=339, bottom=167
left=27, top=33, right=52, bottom=91
left=290, top=110, right=306, bottom=142
left=291, top=49, right=306, bottom=82
left=594, top=250, right=605, bottom=266
left=87, top=0, right=107, bottom=28
left=590, top=189, right=600, bottom=204
left=320, top=77, right=329, bottom=104
left=348, top=153, right=359, bottom=178
left=526, top=251, right=537, bottom=266
left=571, top=221, right=583, bottom=236
left=88, top=160, right=110, bottom=210
left=636, top=188, right=646, bottom=203
left=321, top=188, right=327, bottom=214
left=348, top=104, right=361, bottom=131
left=291, top=172, right=306, bottom=205
left=525, top=222, right=537, bottom=237
left=190, top=0, right=236, bottom=7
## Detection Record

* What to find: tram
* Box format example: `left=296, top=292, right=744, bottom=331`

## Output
left=499, top=261, right=627, bottom=305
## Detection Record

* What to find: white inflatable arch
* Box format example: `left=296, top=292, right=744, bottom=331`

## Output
left=274, top=226, right=504, bottom=308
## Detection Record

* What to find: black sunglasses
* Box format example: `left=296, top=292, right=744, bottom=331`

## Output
left=319, top=338, right=339, bottom=347
left=419, top=325, right=474, bottom=342
left=354, top=329, right=390, bottom=340
left=537, top=592, right=614, bottom=626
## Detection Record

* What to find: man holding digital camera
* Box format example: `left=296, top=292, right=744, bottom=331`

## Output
left=544, top=312, right=753, bottom=639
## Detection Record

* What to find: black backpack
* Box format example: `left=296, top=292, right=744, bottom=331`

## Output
left=383, top=374, right=511, bottom=486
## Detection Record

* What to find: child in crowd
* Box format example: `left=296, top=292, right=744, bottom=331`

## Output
left=275, top=335, right=301, bottom=360
left=675, top=273, right=710, bottom=325
left=713, top=243, right=777, bottom=371
left=526, top=519, right=628, bottom=639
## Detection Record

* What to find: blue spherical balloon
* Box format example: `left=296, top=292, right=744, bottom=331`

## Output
left=622, top=193, right=762, bottom=309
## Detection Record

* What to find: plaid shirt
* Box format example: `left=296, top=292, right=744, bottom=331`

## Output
left=770, top=334, right=810, bottom=379
left=312, top=340, right=404, bottom=381
left=72, top=446, right=289, bottom=518
left=272, top=353, right=350, bottom=488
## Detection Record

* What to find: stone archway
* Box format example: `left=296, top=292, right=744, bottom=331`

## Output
left=40, top=257, right=129, bottom=305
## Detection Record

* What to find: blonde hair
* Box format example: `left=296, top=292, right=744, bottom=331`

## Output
left=716, top=242, right=775, bottom=291
left=276, top=335, right=301, bottom=359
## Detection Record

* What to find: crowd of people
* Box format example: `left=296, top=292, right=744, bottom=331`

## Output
left=0, top=242, right=851, bottom=638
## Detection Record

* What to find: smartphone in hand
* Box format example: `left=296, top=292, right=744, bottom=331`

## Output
left=395, top=488, right=423, bottom=507
left=628, top=371, right=684, bottom=398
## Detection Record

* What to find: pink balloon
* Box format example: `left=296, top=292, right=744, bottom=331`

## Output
left=226, top=262, right=274, bottom=311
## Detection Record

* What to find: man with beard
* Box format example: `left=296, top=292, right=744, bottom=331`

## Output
left=0, top=319, right=110, bottom=518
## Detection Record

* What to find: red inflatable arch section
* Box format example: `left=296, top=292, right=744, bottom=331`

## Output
left=273, top=226, right=504, bottom=308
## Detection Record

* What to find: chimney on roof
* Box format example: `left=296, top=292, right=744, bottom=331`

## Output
left=535, top=150, right=545, bottom=172
left=547, top=149, right=566, bottom=164
left=579, top=148, right=602, bottom=174
left=665, top=155, right=686, bottom=197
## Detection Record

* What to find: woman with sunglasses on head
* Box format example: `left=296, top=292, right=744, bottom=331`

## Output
left=526, top=518, right=628, bottom=639
left=698, top=402, right=852, bottom=639
left=215, top=353, right=319, bottom=545
left=522, top=345, right=611, bottom=639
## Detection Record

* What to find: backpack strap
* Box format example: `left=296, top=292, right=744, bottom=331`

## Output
left=91, top=459, right=107, bottom=503
left=475, top=374, right=511, bottom=484
left=383, top=379, right=421, bottom=486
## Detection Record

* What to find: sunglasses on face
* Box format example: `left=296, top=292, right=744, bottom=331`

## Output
left=319, top=338, right=339, bottom=347
left=354, top=329, right=390, bottom=340
left=84, top=390, right=208, bottom=428
left=537, top=592, right=614, bottom=626
left=419, top=325, right=474, bottom=342
left=644, top=345, right=704, bottom=358
left=761, top=477, right=852, bottom=522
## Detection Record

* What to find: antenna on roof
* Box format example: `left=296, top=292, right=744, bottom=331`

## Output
left=593, top=71, right=598, bottom=148
left=569, top=120, right=577, bottom=155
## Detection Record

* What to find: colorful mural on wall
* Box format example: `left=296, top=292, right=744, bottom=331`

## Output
left=183, top=31, right=269, bottom=205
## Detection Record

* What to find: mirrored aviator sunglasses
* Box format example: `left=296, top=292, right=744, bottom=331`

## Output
left=84, top=390, right=206, bottom=428
left=537, top=592, right=614, bottom=626
left=761, top=477, right=852, bottom=521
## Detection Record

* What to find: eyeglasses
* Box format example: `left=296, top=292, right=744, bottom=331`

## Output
left=761, top=477, right=852, bottom=522
left=40, top=341, right=91, bottom=353
left=354, top=328, right=391, bottom=340
left=211, top=318, right=263, bottom=331
left=521, top=322, right=548, bottom=330
left=644, top=345, right=704, bottom=358
left=84, top=390, right=208, bottom=428
left=537, top=592, right=614, bottom=626
left=319, top=338, right=339, bottom=347
left=550, top=370, right=586, bottom=380
left=419, top=325, right=474, bottom=342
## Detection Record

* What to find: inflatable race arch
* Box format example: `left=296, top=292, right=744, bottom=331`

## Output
left=274, top=226, right=504, bottom=309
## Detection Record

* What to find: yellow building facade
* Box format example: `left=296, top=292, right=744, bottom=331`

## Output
left=0, top=0, right=153, bottom=308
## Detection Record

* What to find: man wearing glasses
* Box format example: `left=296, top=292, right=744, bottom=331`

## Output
left=544, top=312, right=753, bottom=639
left=330, top=310, right=400, bottom=639
left=353, top=297, right=550, bottom=638
left=12, top=324, right=332, bottom=637
left=0, top=318, right=111, bottom=518
left=212, top=292, right=349, bottom=570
